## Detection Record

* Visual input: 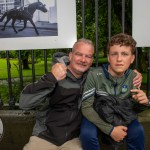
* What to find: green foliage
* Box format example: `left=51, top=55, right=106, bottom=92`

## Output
left=76, top=0, right=123, bottom=57
left=0, top=76, right=41, bottom=103
left=0, top=85, right=9, bottom=103
left=142, top=73, right=147, bottom=85
left=0, top=58, right=52, bottom=103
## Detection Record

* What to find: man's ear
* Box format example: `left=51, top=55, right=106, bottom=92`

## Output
left=69, top=51, right=72, bottom=60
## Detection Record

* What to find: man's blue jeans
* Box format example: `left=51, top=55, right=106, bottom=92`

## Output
left=80, top=117, right=145, bottom=150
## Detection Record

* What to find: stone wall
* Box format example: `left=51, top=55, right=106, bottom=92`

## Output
left=0, top=109, right=150, bottom=150
left=0, top=110, right=35, bottom=150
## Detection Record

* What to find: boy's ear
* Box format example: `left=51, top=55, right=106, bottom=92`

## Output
left=131, top=54, right=135, bottom=64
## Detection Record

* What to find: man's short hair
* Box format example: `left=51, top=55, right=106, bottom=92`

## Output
left=72, top=38, right=94, bottom=52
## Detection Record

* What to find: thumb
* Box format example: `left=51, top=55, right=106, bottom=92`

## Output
left=122, top=126, right=127, bottom=131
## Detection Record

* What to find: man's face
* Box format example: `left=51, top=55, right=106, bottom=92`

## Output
left=108, top=45, right=135, bottom=77
left=68, top=42, right=94, bottom=78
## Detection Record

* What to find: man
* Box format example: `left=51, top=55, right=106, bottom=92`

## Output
left=80, top=33, right=149, bottom=150
left=19, top=38, right=94, bottom=150
left=19, top=38, right=142, bottom=150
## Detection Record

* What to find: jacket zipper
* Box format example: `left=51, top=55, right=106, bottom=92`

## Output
left=114, top=79, right=118, bottom=96
left=65, top=111, right=74, bottom=140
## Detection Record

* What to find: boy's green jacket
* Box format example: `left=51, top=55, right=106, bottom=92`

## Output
left=82, top=64, right=139, bottom=135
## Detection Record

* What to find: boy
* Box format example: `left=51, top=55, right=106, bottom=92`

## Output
left=80, top=33, right=149, bottom=150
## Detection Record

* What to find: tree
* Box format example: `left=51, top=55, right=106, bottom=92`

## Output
left=21, top=51, right=30, bottom=69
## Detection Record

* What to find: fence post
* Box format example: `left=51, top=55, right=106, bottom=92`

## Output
left=122, top=0, right=125, bottom=33
left=6, top=51, right=15, bottom=107
left=147, top=48, right=150, bottom=97
left=81, top=0, right=85, bottom=37
left=108, top=0, right=111, bottom=40
left=18, top=50, right=23, bottom=90
left=95, top=0, right=99, bottom=67
left=0, top=94, right=3, bottom=107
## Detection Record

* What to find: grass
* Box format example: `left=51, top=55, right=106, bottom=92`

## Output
left=0, top=58, right=52, bottom=79
left=0, top=58, right=52, bottom=103
left=0, top=58, right=148, bottom=82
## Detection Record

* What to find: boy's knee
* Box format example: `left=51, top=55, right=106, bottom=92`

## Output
left=127, top=120, right=144, bottom=139
left=80, top=129, right=98, bottom=142
left=131, top=120, right=144, bottom=134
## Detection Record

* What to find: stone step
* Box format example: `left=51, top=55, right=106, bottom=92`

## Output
left=0, top=109, right=150, bottom=150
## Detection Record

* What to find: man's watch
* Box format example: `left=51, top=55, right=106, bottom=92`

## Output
left=147, top=100, right=150, bottom=106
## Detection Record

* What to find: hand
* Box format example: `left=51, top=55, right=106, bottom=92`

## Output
left=131, top=89, right=149, bottom=105
left=133, top=69, right=142, bottom=88
left=110, top=126, right=127, bottom=142
left=51, top=63, right=67, bottom=81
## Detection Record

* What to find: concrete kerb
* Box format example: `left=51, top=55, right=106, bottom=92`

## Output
left=0, top=109, right=36, bottom=150
left=0, top=108, right=150, bottom=150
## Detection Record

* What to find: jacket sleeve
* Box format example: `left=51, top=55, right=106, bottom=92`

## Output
left=130, top=71, right=149, bottom=112
left=19, top=72, right=57, bottom=110
left=82, top=70, right=114, bottom=135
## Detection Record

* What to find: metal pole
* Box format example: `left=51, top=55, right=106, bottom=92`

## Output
left=21, top=0, right=24, bottom=7
left=95, top=0, right=99, bottom=67
left=122, top=0, right=125, bottom=33
left=18, top=50, right=23, bottom=89
left=44, top=49, right=48, bottom=73
left=81, top=0, right=85, bottom=38
left=0, top=93, right=3, bottom=107
left=31, top=50, right=35, bottom=83
left=108, top=0, right=111, bottom=40
left=6, top=51, right=15, bottom=107
left=135, top=47, right=138, bottom=69
left=147, top=48, right=150, bottom=97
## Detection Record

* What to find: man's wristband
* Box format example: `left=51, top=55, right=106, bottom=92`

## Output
left=147, top=99, right=150, bottom=106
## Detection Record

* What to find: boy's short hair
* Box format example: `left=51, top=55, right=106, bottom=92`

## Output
left=107, top=33, right=137, bottom=54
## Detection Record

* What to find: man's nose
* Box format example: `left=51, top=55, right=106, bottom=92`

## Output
left=81, top=56, right=86, bottom=62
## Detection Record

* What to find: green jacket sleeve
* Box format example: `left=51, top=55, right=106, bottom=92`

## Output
left=82, top=98, right=113, bottom=135
left=82, top=69, right=113, bottom=135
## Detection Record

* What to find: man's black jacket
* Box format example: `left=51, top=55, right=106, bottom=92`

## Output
left=93, top=94, right=137, bottom=126
left=93, top=94, right=137, bottom=146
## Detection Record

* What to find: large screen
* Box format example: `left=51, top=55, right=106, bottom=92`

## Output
left=0, top=0, right=77, bottom=50
left=132, top=0, right=150, bottom=47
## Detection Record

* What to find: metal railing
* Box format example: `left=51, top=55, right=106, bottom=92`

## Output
left=0, top=0, right=150, bottom=108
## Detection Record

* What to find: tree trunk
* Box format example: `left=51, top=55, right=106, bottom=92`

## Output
left=22, top=58, right=30, bottom=69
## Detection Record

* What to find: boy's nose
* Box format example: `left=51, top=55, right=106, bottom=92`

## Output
left=117, top=54, right=122, bottom=61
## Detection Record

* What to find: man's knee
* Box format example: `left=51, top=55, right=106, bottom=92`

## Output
left=60, top=138, right=83, bottom=150
left=23, top=136, right=57, bottom=150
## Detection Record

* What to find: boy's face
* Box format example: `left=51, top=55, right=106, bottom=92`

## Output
left=108, top=45, right=135, bottom=77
